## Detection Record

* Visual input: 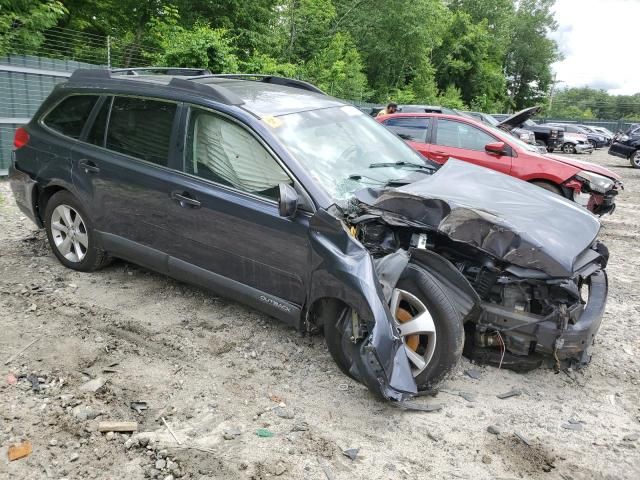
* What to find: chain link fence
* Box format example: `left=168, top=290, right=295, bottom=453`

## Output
left=1, top=28, right=636, bottom=175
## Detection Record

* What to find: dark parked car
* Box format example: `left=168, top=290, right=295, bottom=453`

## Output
left=10, top=69, right=610, bottom=402
left=579, top=125, right=612, bottom=145
left=609, top=124, right=640, bottom=168
left=492, top=108, right=564, bottom=152
left=547, top=123, right=607, bottom=149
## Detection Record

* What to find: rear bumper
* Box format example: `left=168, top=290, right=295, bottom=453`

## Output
left=608, top=142, right=635, bottom=159
left=8, top=162, right=41, bottom=227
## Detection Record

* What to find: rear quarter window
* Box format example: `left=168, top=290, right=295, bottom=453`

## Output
left=42, top=95, right=98, bottom=139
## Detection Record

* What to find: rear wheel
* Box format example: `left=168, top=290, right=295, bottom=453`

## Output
left=562, top=142, right=576, bottom=154
left=324, top=261, right=464, bottom=391
left=630, top=150, right=640, bottom=169
left=44, top=191, right=110, bottom=272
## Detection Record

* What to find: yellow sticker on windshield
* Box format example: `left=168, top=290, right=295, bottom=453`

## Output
left=263, top=116, right=282, bottom=128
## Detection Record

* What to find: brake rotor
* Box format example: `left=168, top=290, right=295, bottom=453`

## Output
left=396, top=307, right=420, bottom=351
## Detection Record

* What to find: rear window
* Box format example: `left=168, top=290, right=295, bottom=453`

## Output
left=105, top=97, right=177, bottom=167
left=43, top=95, right=98, bottom=139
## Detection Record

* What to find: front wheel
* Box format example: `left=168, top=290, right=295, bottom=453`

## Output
left=44, top=191, right=110, bottom=272
left=562, top=142, right=576, bottom=154
left=324, top=261, right=464, bottom=391
left=630, top=150, right=640, bottom=169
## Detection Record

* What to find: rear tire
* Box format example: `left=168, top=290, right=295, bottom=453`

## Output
left=44, top=191, right=110, bottom=272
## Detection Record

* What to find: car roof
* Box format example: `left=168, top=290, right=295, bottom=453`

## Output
left=376, top=112, right=497, bottom=129
left=65, top=70, right=345, bottom=119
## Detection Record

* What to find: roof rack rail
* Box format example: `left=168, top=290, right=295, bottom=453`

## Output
left=194, top=74, right=326, bottom=95
left=112, top=67, right=212, bottom=76
left=67, top=68, right=244, bottom=106
left=69, top=68, right=111, bottom=81
left=168, top=77, right=244, bottom=106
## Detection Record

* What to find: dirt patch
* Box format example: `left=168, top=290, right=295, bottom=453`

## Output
left=1, top=149, right=639, bottom=479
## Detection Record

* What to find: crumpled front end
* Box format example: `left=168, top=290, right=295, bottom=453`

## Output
left=348, top=160, right=609, bottom=373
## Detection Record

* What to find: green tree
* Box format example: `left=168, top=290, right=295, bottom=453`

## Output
left=303, top=32, right=369, bottom=99
left=504, top=0, right=560, bottom=110
left=0, top=0, right=67, bottom=55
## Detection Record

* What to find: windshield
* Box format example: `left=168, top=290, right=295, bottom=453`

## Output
left=268, top=106, right=432, bottom=202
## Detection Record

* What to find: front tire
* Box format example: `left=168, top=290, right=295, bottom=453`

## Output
left=562, top=142, right=576, bottom=154
left=44, top=191, right=110, bottom=272
left=630, top=150, right=640, bottom=169
left=324, top=260, right=464, bottom=391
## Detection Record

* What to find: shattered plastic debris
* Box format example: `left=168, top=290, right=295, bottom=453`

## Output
left=256, top=428, right=274, bottom=438
left=6, top=373, right=17, bottom=385
left=342, top=448, right=359, bottom=460
left=464, top=369, right=482, bottom=380
left=8, top=441, right=32, bottom=461
left=79, top=377, right=107, bottom=393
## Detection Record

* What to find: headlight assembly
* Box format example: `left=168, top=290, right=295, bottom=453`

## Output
left=576, top=171, right=615, bottom=194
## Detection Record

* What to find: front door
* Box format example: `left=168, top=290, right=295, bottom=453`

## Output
left=162, top=107, right=310, bottom=305
left=427, top=118, right=513, bottom=175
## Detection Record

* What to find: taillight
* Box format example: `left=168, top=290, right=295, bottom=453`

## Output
left=13, top=127, right=30, bottom=150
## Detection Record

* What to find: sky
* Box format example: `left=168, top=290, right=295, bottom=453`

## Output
left=549, top=0, right=639, bottom=96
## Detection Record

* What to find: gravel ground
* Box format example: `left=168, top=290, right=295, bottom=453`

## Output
left=1, top=149, right=639, bottom=480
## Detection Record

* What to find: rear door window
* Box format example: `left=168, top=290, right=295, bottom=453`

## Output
left=105, top=97, right=177, bottom=167
left=86, top=97, right=113, bottom=147
left=382, top=117, right=430, bottom=142
left=43, top=95, right=98, bottom=139
left=435, top=119, right=497, bottom=151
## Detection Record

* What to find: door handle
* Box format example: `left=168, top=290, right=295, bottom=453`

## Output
left=79, top=160, right=100, bottom=174
left=171, top=191, right=201, bottom=208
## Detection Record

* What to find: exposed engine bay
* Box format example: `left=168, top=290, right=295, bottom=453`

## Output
left=345, top=160, right=609, bottom=375
left=350, top=213, right=607, bottom=371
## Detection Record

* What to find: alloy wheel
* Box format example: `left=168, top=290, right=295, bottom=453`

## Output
left=632, top=151, right=640, bottom=168
left=50, top=204, right=88, bottom=263
left=390, top=288, right=437, bottom=376
left=562, top=143, right=575, bottom=154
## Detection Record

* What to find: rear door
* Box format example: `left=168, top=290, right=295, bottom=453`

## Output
left=71, top=95, right=182, bottom=272
left=380, top=116, right=431, bottom=157
left=160, top=106, right=311, bottom=306
left=427, top=118, right=513, bottom=174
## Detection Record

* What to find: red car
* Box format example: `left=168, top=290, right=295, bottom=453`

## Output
left=377, top=113, right=622, bottom=215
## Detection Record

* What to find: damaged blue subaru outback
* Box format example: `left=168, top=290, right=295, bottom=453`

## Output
left=10, top=69, right=608, bottom=402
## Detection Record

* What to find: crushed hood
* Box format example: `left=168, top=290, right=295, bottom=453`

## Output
left=545, top=154, right=622, bottom=181
left=357, top=160, right=602, bottom=277
left=497, top=106, right=541, bottom=130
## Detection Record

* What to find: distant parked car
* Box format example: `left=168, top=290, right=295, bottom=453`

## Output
left=492, top=107, right=564, bottom=152
left=609, top=124, right=640, bottom=168
left=539, top=124, right=594, bottom=154
left=547, top=123, right=607, bottom=149
left=377, top=112, right=621, bottom=215
left=579, top=125, right=612, bottom=145
left=464, top=111, right=537, bottom=146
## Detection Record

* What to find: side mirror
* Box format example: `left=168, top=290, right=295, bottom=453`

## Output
left=278, top=183, right=299, bottom=218
left=485, top=141, right=506, bottom=155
